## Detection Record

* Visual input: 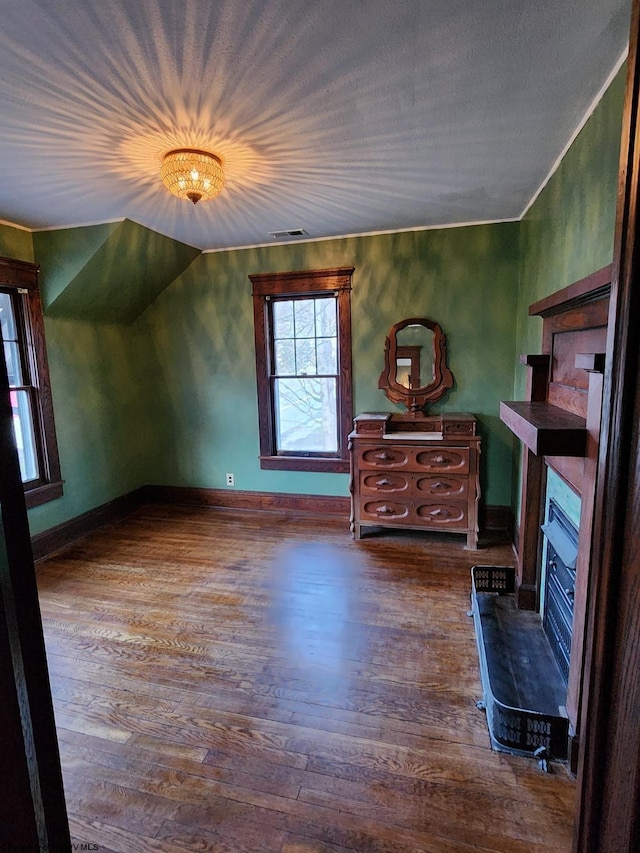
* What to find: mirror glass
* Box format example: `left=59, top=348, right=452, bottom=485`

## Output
left=378, top=317, right=454, bottom=412
left=393, top=324, right=435, bottom=390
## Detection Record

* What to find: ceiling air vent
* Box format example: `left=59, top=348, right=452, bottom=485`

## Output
left=268, top=228, right=309, bottom=240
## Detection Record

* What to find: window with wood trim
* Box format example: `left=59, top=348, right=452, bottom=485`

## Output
left=0, top=257, right=63, bottom=508
left=250, top=267, right=354, bottom=473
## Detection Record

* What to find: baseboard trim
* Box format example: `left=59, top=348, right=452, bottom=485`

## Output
left=481, top=504, right=513, bottom=533
left=141, top=484, right=351, bottom=517
left=31, top=485, right=514, bottom=562
left=144, top=488, right=513, bottom=532
left=31, top=487, right=147, bottom=562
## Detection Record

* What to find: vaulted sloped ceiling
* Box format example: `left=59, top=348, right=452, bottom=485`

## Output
left=33, top=220, right=200, bottom=324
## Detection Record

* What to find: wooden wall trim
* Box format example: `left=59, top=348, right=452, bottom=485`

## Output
left=248, top=266, right=355, bottom=295
left=142, top=485, right=352, bottom=517
left=250, top=266, right=354, bottom=473
left=31, top=487, right=353, bottom=562
left=528, top=264, right=612, bottom=318
left=142, top=487, right=512, bottom=535
left=31, top=484, right=513, bottom=562
left=0, top=321, right=70, bottom=848
left=480, top=504, right=513, bottom=533
left=575, top=2, right=640, bottom=850
left=31, top=488, right=146, bottom=562
left=0, top=589, right=41, bottom=846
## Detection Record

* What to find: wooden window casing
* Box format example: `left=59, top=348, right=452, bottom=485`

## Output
left=0, top=257, right=63, bottom=508
left=250, top=267, right=354, bottom=473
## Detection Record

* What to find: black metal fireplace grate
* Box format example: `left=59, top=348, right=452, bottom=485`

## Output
left=541, top=500, right=579, bottom=684
left=471, top=565, right=569, bottom=761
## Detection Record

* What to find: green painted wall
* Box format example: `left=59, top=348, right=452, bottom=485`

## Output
left=26, top=317, right=159, bottom=535
left=0, top=223, right=159, bottom=536
left=4, top=217, right=520, bottom=530
left=143, top=223, right=520, bottom=506
left=0, top=223, right=33, bottom=263
left=33, top=223, right=120, bottom=308
left=515, top=67, right=626, bottom=399
left=37, top=221, right=200, bottom=324
left=510, top=65, right=626, bottom=513
left=24, top=222, right=199, bottom=535
left=4, top=65, right=626, bottom=536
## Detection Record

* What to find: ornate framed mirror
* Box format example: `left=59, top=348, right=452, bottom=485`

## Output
left=378, top=317, right=453, bottom=412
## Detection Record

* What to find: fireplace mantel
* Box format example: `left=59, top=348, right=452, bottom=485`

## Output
left=499, top=265, right=611, bottom=765
left=499, top=400, right=588, bottom=457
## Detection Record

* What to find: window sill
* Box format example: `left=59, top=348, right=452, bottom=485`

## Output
left=259, top=456, right=350, bottom=473
left=24, top=480, right=64, bottom=509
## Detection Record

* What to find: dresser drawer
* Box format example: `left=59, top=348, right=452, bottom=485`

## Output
left=356, top=444, right=471, bottom=473
left=414, top=446, right=469, bottom=473
left=360, top=499, right=410, bottom=522
left=358, top=445, right=410, bottom=469
left=359, top=497, right=468, bottom=529
left=415, top=500, right=468, bottom=528
left=443, top=419, right=476, bottom=436
left=360, top=471, right=411, bottom=495
left=415, top=474, right=468, bottom=499
left=360, top=471, right=469, bottom=499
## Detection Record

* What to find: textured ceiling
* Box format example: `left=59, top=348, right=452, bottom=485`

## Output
left=0, top=0, right=630, bottom=251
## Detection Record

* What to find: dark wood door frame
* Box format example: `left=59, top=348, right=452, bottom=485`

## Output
left=0, top=329, right=70, bottom=845
left=575, top=1, right=640, bottom=849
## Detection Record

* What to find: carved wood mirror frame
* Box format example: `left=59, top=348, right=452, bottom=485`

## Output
left=378, top=317, right=454, bottom=412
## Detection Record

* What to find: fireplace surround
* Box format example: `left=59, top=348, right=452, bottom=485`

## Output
left=541, top=496, right=579, bottom=684
left=483, top=265, right=611, bottom=766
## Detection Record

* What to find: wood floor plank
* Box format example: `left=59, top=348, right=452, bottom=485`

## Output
left=68, top=813, right=188, bottom=853
left=57, top=728, right=303, bottom=800
left=36, top=505, right=574, bottom=851
left=155, top=817, right=292, bottom=853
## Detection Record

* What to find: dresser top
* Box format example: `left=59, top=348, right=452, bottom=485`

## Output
left=351, top=411, right=477, bottom=439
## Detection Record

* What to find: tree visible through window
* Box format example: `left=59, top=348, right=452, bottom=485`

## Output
left=272, top=296, right=338, bottom=454
left=250, top=267, right=354, bottom=473
left=0, top=257, right=62, bottom=508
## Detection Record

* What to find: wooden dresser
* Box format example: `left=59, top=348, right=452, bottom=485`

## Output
left=349, top=412, right=481, bottom=548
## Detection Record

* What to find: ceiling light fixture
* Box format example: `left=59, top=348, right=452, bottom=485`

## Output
left=160, top=148, right=224, bottom=204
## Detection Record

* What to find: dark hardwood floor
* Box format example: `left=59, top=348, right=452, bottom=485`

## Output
left=35, top=504, right=575, bottom=852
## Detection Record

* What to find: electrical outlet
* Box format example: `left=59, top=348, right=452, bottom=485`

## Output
left=225, top=473, right=234, bottom=486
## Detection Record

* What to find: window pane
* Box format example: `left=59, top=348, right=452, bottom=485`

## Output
left=274, top=377, right=337, bottom=453
left=315, top=297, right=336, bottom=337
left=10, top=389, right=39, bottom=482
left=273, top=300, right=294, bottom=339
left=294, top=300, right=315, bottom=338
left=295, top=338, right=316, bottom=375
left=316, top=337, right=337, bottom=374
left=274, top=338, right=295, bottom=375
left=0, top=292, right=17, bottom=341
left=251, top=267, right=353, bottom=471
left=3, top=340, right=23, bottom=385
left=0, top=260, right=63, bottom=504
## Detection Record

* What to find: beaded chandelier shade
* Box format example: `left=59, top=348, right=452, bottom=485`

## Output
left=160, top=148, right=224, bottom=204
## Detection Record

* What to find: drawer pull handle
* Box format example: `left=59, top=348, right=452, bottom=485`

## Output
left=376, top=478, right=392, bottom=487
left=431, top=481, right=449, bottom=491
left=430, top=508, right=452, bottom=518
left=373, top=451, right=394, bottom=461
left=431, top=454, right=451, bottom=465
left=377, top=505, right=395, bottom=515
